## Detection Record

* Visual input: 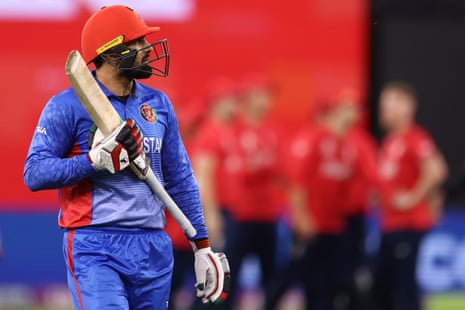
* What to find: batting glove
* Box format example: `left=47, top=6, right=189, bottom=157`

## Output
left=114, top=119, right=143, bottom=161
left=87, top=121, right=131, bottom=173
left=115, top=119, right=150, bottom=179
left=192, top=239, right=231, bottom=306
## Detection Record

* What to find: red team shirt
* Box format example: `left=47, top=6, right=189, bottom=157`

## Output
left=291, top=126, right=359, bottom=234
left=165, top=117, right=242, bottom=250
left=378, top=125, right=437, bottom=232
left=342, top=128, right=379, bottom=216
left=230, top=119, right=282, bottom=222
left=193, top=118, right=241, bottom=210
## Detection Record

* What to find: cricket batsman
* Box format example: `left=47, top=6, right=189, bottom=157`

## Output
left=23, top=5, right=229, bottom=309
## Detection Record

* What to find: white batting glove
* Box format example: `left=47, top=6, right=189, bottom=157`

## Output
left=192, top=240, right=231, bottom=306
left=87, top=122, right=130, bottom=173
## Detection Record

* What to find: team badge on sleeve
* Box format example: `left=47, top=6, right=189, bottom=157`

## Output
left=140, top=104, right=157, bottom=123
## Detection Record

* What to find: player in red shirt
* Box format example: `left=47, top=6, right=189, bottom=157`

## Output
left=188, top=78, right=240, bottom=310
left=191, top=78, right=240, bottom=249
left=338, top=91, right=379, bottom=310
left=216, top=75, right=283, bottom=309
left=287, top=93, right=366, bottom=310
left=374, top=81, right=447, bottom=310
left=166, top=80, right=239, bottom=310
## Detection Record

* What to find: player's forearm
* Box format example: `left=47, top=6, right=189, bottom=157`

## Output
left=24, top=154, right=96, bottom=191
left=194, top=153, right=219, bottom=213
left=289, top=187, right=307, bottom=221
left=198, top=176, right=219, bottom=215
left=289, top=186, right=314, bottom=239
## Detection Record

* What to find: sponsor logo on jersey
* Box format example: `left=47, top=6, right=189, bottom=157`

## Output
left=36, top=126, right=47, bottom=135
left=140, top=104, right=157, bottom=123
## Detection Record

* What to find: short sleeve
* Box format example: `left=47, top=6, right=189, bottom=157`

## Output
left=413, top=131, right=437, bottom=161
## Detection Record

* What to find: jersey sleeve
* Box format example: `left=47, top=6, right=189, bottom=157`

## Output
left=412, top=130, right=437, bottom=162
left=23, top=95, right=96, bottom=191
left=161, top=95, right=208, bottom=241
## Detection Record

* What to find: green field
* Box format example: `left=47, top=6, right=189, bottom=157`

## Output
left=425, top=293, right=465, bottom=310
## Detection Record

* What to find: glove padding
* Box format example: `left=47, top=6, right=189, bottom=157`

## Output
left=87, top=121, right=131, bottom=173
left=194, top=246, right=231, bottom=306
left=88, top=119, right=145, bottom=174
left=115, top=119, right=150, bottom=179
left=114, top=119, right=143, bottom=161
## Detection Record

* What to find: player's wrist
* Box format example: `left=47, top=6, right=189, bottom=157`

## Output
left=77, top=153, right=99, bottom=177
left=191, top=238, right=210, bottom=252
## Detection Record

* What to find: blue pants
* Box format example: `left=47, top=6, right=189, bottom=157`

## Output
left=63, top=227, right=174, bottom=310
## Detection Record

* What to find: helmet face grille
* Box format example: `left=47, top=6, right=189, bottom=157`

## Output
left=146, top=39, right=170, bottom=78
left=102, top=39, right=170, bottom=79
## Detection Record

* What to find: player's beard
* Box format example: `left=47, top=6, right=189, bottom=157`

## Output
left=122, top=64, right=152, bottom=80
left=120, top=54, right=152, bottom=80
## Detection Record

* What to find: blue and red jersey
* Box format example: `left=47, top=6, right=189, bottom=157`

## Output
left=24, top=75, right=207, bottom=240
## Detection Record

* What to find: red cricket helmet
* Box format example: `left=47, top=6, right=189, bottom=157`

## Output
left=81, top=5, right=170, bottom=77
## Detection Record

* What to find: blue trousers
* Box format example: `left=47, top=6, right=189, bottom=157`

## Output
left=63, top=227, right=174, bottom=310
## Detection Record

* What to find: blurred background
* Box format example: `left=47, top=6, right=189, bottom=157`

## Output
left=1, top=0, right=465, bottom=309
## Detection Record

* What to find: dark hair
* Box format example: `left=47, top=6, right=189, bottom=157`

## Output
left=382, top=81, right=417, bottom=103
left=93, top=55, right=105, bottom=69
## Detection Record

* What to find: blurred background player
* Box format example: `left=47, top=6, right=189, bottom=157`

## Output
left=192, top=78, right=240, bottom=251
left=189, top=78, right=240, bottom=310
left=216, top=75, right=283, bottom=309
left=374, top=81, right=448, bottom=310
left=286, top=92, right=365, bottom=310
left=338, top=89, right=379, bottom=310
left=263, top=112, right=318, bottom=310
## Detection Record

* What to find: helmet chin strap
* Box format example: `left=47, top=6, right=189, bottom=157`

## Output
left=101, top=39, right=170, bottom=78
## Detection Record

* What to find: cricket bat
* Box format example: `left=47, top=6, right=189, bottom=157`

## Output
left=65, top=50, right=197, bottom=238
